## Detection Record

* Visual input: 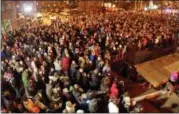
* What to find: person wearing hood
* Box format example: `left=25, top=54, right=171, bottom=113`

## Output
left=53, top=58, right=61, bottom=74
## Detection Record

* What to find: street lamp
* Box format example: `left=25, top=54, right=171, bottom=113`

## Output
left=23, top=4, right=33, bottom=13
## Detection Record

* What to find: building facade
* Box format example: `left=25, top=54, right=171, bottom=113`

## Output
left=2, top=1, right=18, bottom=30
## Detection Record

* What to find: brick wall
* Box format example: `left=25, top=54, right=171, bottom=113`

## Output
left=2, top=1, right=18, bottom=30
left=78, top=1, right=103, bottom=11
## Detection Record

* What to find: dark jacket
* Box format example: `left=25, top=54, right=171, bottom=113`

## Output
left=81, top=75, right=90, bottom=91
left=75, top=70, right=82, bottom=84
left=88, top=98, right=98, bottom=113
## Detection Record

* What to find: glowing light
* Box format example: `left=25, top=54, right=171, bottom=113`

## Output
left=152, top=5, right=158, bottom=9
left=165, top=8, right=170, bottom=13
left=104, top=3, right=108, bottom=7
left=108, top=3, right=112, bottom=8
left=104, top=3, right=112, bottom=8
left=36, top=12, right=42, bottom=17
left=112, top=4, right=116, bottom=8
left=144, top=7, right=148, bottom=11
left=23, top=4, right=33, bottom=13
left=144, top=1, right=158, bottom=11
left=149, top=1, right=154, bottom=7
left=19, top=14, right=25, bottom=19
left=50, top=16, right=56, bottom=20
left=164, top=9, right=178, bottom=13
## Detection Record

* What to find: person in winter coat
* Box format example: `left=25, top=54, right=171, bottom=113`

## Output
left=61, top=54, right=70, bottom=72
left=75, top=68, right=83, bottom=85
left=72, top=84, right=83, bottom=102
left=64, top=101, right=76, bottom=113
left=62, top=88, right=74, bottom=101
left=102, top=60, right=111, bottom=76
left=121, top=93, right=131, bottom=113
left=53, top=58, right=61, bottom=74
left=90, top=69, right=100, bottom=90
left=69, top=61, right=78, bottom=82
left=22, top=69, right=31, bottom=98
left=88, top=98, right=99, bottom=113
left=45, top=80, right=53, bottom=101
left=81, top=72, right=90, bottom=92
left=109, top=81, right=119, bottom=99
left=108, top=98, right=119, bottom=113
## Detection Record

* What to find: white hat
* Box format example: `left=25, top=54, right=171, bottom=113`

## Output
left=79, top=68, right=83, bottom=73
left=97, top=57, right=101, bottom=61
left=50, top=68, right=54, bottom=72
left=72, top=61, right=76, bottom=64
left=63, top=88, right=69, bottom=93
left=49, top=76, right=58, bottom=82
left=18, top=67, right=24, bottom=72
left=74, top=84, right=79, bottom=89
left=81, top=93, right=87, bottom=99
left=27, top=57, right=30, bottom=61
left=76, top=110, right=84, bottom=113
left=53, top=88, right=58, bottom=94
left=108, top=101, right=119, bottom=113
left=119, top=45, right=122, bottom=48
left=94, top=69, right=98, bottom=74
left=19, top=61, right=23, bottom=65
left=44, top=53, right=47, bottom=56
left=12, top=55, right=16, bottom=59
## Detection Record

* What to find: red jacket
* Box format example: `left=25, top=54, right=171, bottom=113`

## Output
left=61, top=57, right=70, bottom=71
left=110, top=83, right=119, bottom=99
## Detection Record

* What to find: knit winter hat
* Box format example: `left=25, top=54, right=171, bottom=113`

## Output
left=77, top=110, right=84, bottom=113
left=63, top=88, right=69, bottom=93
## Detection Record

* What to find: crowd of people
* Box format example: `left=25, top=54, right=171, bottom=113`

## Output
left=1, top=10, right=179, bottom=113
